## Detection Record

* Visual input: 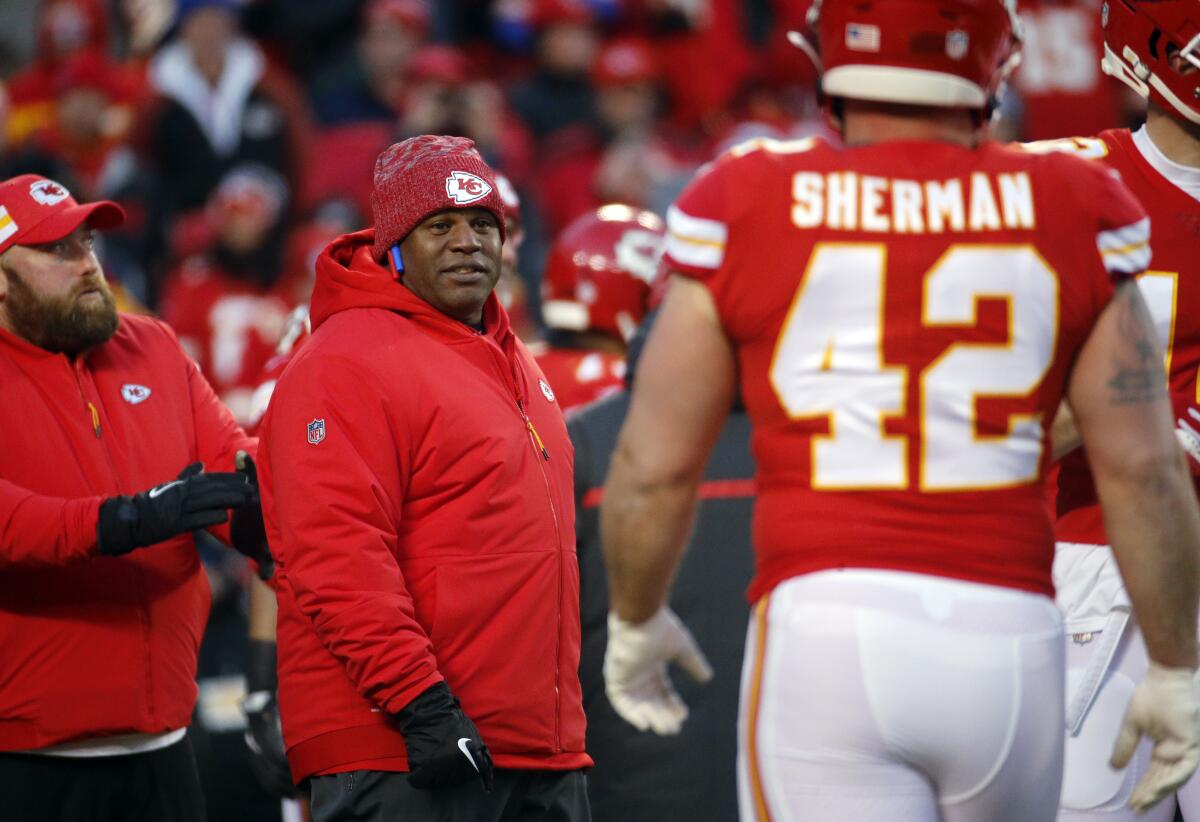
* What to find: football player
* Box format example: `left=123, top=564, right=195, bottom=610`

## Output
left=1041, top=2, right=1200, bottom=820
left=533, top=204, right=665, bottom=413
left=598, top=2, right=1200, bottom=821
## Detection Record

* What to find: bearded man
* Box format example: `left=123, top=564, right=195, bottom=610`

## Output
left=0, top=173, right=269, bottom=822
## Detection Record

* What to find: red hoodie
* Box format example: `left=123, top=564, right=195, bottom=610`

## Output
left=259, top=229, right=591, bottom=781
left=0, top=314, right=253, bottom=751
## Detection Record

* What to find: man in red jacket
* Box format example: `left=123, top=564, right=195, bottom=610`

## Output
left=0, top=173, right=266, bottom=822
left=259, top=135, right=592, bottom=822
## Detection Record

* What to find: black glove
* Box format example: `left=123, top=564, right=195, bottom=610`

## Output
left=97, top=462, right=253, bottom=556
left=228, top=451, right=275, bottom=580
left=395, top=682, right=494, bottom=792
left=241, top=640, right=294, bottom=798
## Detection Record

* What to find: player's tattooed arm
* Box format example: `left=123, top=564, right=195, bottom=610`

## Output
left=1106, top=280, right=1167, bottom=406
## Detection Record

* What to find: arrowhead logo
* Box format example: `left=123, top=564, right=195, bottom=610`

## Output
left=445, top=171, right=492, bottom=205
left=121, top=384, right=152, bottom=405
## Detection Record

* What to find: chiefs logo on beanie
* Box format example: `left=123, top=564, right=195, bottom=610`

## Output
left=370, top=135, right=507, bottom=261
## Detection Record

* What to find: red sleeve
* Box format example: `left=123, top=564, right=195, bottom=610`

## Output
left=0, top=480, right=103, bottom=566
left=1089, top=163, right=1151, bottom=283
left=262, top=351, right=442, bottom=714
left=663, top=157, right=734, bottom=283
left=157, top=319, right=257, bottom=545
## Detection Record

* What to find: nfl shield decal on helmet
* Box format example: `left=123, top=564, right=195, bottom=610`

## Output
left=946, top=29, right=969, bottom=61
left=307, top=418, right=326, bottom=445
left=539, top=378, right=556, bottom=403
left=445, top=171, right=493, bottom=205
left=121, top=384, right=152, bottom=404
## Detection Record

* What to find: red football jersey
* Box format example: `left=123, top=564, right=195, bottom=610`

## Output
left=1055, top=128, right=1200, bottom=544
left=159, top=258, right=308, bottom=425
left=663, top=136, right=1148, bottom=602
left=531, top=344, right=626, bottom=415
left=244, top=304, right=311, bottom=435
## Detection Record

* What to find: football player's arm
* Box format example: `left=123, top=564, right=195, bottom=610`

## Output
left=1068, top=280, right=1200, bottom=668
left=602, top=275, right=735, bottom=623
left=1068, top=279, right=1200, bottom=811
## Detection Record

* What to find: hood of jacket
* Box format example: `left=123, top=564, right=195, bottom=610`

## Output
left=311, top=227, right=513, bottom=343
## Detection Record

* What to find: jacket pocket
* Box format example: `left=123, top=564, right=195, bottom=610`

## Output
left=431, top=551, right=559, bottom=755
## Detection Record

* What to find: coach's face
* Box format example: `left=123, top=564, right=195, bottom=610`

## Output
left=0, top=225, right=119, bottom=355
left=399, top=208, right=502, bottom=326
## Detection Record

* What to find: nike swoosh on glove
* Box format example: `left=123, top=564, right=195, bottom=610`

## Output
left=395, top=682, right=493, bottom=792
left=1111, top=661, right=1200, bottom=813
left=604, top=607, right=714, bottom=735
left=97, top=462, right=254, bottom=556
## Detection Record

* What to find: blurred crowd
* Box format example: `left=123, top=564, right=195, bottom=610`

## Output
left=0, top=0, right=1149, bottom=819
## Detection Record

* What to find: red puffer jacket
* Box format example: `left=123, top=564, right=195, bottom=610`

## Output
left=259, top=229, right=590, bottom=782
left=0, top=314, right=254, bottom=751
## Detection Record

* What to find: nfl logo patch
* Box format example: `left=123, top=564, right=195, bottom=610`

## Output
left=307, top=418, right=326, bottom=445
left=946, top=29, right=969, bottom=61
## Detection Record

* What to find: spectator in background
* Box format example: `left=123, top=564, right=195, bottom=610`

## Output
left=536, top=38, right=680, bottom=236
left=533, top=204, right=663, bottom=413
left=397, top=45, right=534, bottom=183
left=570, top=314, right=754, bottom=822
left=5, top=0, right=110, bottom=147
left=36, top=53, right=137, bottom=200
left=311, top=0, right=429, bottom=127
left=159, top=163, right=310, bottom=425
left=145, top=0, right=312, bottom=225
left=510, top=0, right=599, bottom=143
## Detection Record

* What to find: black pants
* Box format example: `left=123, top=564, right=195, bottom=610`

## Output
left=309, top=768, right=591, bottom=822
left=0, top=736, right=205, bottom=822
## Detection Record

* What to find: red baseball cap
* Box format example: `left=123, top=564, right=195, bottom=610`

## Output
left=0, top=174, right=124, bottom=256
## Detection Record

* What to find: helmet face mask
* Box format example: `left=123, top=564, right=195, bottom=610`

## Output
left=541, top=205, right=666, bottom=344
left=791, top=0, right=1022, bottom=119
left=1100, top=0, right=1200, bottom=125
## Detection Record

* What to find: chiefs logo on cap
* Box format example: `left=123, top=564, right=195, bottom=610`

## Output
left=445, top=171, right=493, bottom=205
left=29, top=179, right=70, bottom=206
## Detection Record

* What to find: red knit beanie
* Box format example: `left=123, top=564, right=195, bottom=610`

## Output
left=370, top=135, right=507, bottom=261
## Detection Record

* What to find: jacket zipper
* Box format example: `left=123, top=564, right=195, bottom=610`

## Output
left=516, top=397, right=564, bottom=753
left=73, top=359, right=152, bottom=721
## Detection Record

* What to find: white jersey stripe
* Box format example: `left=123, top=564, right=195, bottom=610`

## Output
left=667, top=205, right=728, bottom=246
left=1096, top=217, right=1150, bottom=254
left=665, top=233, right=725, bottom=269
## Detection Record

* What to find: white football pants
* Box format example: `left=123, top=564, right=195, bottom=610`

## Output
left=737, top=569, right=1065, bottom=822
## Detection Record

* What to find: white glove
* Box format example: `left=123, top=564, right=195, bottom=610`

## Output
left=1176, top=407, right=1200, bottom=470
left=1110, top=662, right=1200, bottom=813
left=604, top=607, right=714, bottom=735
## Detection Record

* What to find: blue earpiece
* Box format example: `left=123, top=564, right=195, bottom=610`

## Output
left=390, top=245, right=404, bottom=275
